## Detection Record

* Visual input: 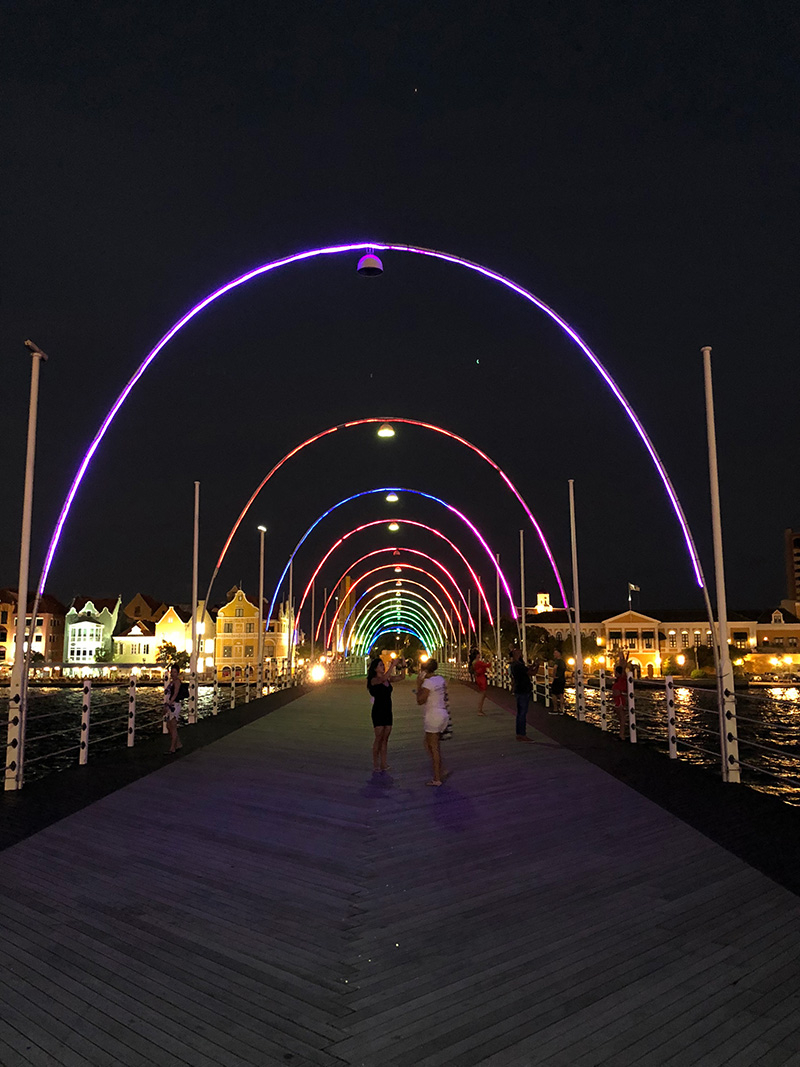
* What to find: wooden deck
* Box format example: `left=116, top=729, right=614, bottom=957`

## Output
left=2, top=678, right=800, bottom=1066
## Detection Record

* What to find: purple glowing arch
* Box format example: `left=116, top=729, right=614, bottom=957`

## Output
left=38, top=241, right=706, bottom=597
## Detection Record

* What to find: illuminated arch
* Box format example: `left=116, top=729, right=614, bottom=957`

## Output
left=343, top=584, right=457, bottom=642
left=365, top=628, right=428, bottom=654
left=38, top=241, right=708, bottom=609
left=293, top=520, right=494, bottom=643
left=314, top=550, right=482, bottom=641
left=266, top=487, right=516, bottom=625
left=327, top=566, right=472, bottom=648
left=348, top=597, right=447, bottom=654
left=353, top=603, right=443, bottom=655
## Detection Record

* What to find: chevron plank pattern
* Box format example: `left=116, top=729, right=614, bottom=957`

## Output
left=1, top=678, right=800, bottom=1065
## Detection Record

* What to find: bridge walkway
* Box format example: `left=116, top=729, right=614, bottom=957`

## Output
left=1, top=678, right=800, bottom=1066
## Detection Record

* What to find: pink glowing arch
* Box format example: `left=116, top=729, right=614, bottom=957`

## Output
left=324, top=566, right=471, bottom=648
left=37, top=241, right=707, bottom=607
left=314, top=549, right=482, bottom=641
left=300, top=522, right=494, bottom=643
left=344, top=588, right=454, bottom=647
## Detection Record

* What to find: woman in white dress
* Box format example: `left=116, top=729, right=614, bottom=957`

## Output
left=415, top=658, right=450, bottom=786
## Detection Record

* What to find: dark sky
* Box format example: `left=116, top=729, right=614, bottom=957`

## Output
left=2, top=0, right=798, bottom=627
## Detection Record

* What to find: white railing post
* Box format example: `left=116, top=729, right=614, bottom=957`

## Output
left=575, top=664, right=585, bottom=721
left=599, top=668, right=607, bottom=730
left=230, top=678, right=236, bottom=709
left=626, top=669, right=637, bottom=744
left=665, top=676, right=677, bottom=758
left=213, top=671, right=219, bottom=715
left=127, top=676, right=136, bottom=747
left=544, top=665, right=551, bottom=709
left=79, top=678, right=91, bottom=764
left=245, top=668, right=251, bottom=703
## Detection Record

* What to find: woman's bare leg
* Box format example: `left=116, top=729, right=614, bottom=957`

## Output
left=477, top=691, right=486, bottom=715
left=380, top=725, right=392, bottom=770
left=425, top=732, right=444, bottom=784
left=372, top=727, right=383, bottom=770
left=166, top=717, right=179, bottom=753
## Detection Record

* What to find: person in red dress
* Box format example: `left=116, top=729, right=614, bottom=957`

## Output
left=473, top=654, right=490, bottom=715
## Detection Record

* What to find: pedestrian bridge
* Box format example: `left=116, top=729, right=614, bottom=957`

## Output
left=2, top=679, right=800, bottom=1066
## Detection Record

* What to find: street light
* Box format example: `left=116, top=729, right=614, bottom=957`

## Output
left=385, top=493, right=399, bottom=502
left=388, top=523, right=400, bottom=532
left=377, top=423, right=395, bottom=438
left=258, top=525, right=267, bottom=692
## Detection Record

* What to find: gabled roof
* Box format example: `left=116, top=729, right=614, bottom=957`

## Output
left=159, top=605, right=192, bottom=624
left=116, top=620, right=156, bottom=638
left=70, top=596, right=120, bottom=614
left=757, top=606, right=800, bottom=624
left=0, top=589, right=66, bottom=615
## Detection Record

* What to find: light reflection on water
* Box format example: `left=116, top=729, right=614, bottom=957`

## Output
left=565, top=681, right=800, bottom=805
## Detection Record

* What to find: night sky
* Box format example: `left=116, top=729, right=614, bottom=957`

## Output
left=2, top=0, right=798, bottom=625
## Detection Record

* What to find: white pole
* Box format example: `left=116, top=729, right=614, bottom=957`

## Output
left=257, top=525, right=266, bottom=691
left=188, top=481, right=199, bottom=724
left=323, top=588, right=328, bottom=652
left=6, top=341, right=48, bottom=792
left=495, top=554, right=501, bottom=666
left=702, top=346, right=740, bottom=783
left=519, top=530, right=527, bottom=663
left=310, top=580, right=315, bottom=664
left=477, top=576, right=482, bottom=655
left=288, top=560, right=294, bottom=676
left=568, top=480, right=585, bottom=720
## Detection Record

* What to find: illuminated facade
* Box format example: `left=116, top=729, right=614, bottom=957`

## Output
left=64, top=596, right=121, bottom=665
left=215, top=588, right=290, bottom=677
left=153, top=602, right=217, bottom=671
left=526, top=601, right=800, bottom=677
left=0, top=589, right=66, bottom=670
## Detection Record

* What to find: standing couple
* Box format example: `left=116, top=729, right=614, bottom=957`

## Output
left=367, top=656, right=450, bottom=786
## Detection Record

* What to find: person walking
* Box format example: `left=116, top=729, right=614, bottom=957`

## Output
left=473, top=652, right=490, bottom=715
left=509, top=648, right=535, bottom=743
left=163, top=665, right=184, bottom=755
left=612, top=664, right=628, bottom=740
left=550, top=649, right=567, bottom=715
left=367, top=656, right=395, bottom=772
left=416, top=658, right=450, bottom=785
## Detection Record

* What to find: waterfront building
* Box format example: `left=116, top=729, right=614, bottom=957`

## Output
left=63, top=596, right=121, bottom=666
left=785, top=528, right=800, bottom=611
left=0, top=589, right=66, bottom=670
left=123, top=593, right=168, bottom=623
left=524, top=599, right=800, bottom=677
left=215, top=587, right=291, bottom=677
left=114, top=620, right=157, bottom=664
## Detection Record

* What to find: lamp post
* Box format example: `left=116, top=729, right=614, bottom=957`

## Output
left=188, top=481, right=200, bottom=723
left=257, top=525, right=267, bottom=692
left=6, top=340, right=48, bottom=792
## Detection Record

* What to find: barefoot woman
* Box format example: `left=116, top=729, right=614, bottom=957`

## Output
left=416, top=658, right=450, bottom=786
left=367, top=656, right=394, bottom=771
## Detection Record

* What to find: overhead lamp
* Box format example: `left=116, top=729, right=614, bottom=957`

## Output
left=387, top=523, right=400, bottom=531
left=377, top=423, right=395, bottom=438
left=257, top=524, right=267, bottom=533
left=357, top=252, right=384, bottom=276
left=394, top=567, right=402, bottom=573
left=395, top=592, right=401, bottom=597
left=385, top=493, right=399, bottom=502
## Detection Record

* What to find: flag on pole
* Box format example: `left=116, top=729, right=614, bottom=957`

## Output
left=628, top=583, right=640, bottom=592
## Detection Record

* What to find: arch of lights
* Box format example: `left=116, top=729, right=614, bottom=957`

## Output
left=352, top=604, right=443, bottom=655
left=326, top=566, right=472, bottom=648
left=336, top=583, right=458, bottom=653
left=353, top=600, right=441, bottom=652
left=38, top=242, right=710, bottom=614
left=294, top=519, right=497, bottom=645
left=314, top=550, right=479, bottom=643
left=366, top=628, right=427, bottom=654
left=341, top=588, right=454, bottom=648
left=266, top=487, right=516, bottom=627
left=349, top=598, right=446, bottom=654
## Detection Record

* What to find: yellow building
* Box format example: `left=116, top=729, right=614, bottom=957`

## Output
left=153, top=601, right=217, bottom=672
left=215, top=588, right=259, bottom=679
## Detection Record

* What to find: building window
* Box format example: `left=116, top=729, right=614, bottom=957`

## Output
left=34, top=634, right=42, bottom=643
left=706, top=631, right=713, bottom=647
left=774, top=637, right=785, bottom=647
left=245, top=622, right=255, bottom=633
left=235, top=608, right=244, bottom=618
left=773, top=611, right=784, bottom=625
left=681, top=631, right=689, bottom=647
left=733, top=632, right=749, bottom=649
left=35, top=617, right=43, bottom=627
left=265, top=643, right=275, bottom=657
left=0, top=649, right=4, bottom=660
left=245, top=645, right=254, bottom=657
left=694, top=631, right=702, bottom=646
left=626, top=632, right=637, bottom=648
left=223, top=622, right=233, bottom=633
left=143, top=644, right=150, bottom=654
left=222, top=646, right=232, bottom=658
left=608, top=631, right=622, bottom=645
left=789, top=638, right=798, bottom=648
left=0, top=611, right=6, bottom=625
left=668, top=631, right=677, bottom=649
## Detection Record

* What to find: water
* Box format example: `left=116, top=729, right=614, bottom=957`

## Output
left=2, top=683, right=222, bottom=783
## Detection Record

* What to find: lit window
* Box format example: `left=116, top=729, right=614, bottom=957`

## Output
left=223, top=622, right=233, bottom=634
left=789, top=638, right=798, bottom=648
left=681, top=632, right=689, bottom=647
left=222, top=646, right=232, bottom=658
left=245, top=622, right=255, bottom=633
left=245, top=645, right=254, bottom=657
left=235, top=608, right=244, bottom=618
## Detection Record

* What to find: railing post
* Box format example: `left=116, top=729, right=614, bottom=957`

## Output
left=79, top=677, right=91, bottom=765
left=127, top=676, right=136, bottom=747
left=245, top=668, right=251, bottom=703
left=230, top=678, right=236, bottom=709
left=213, top=671, right=219, bottom=715
left=665, top=675, right=677, bottom=758
left=188, top=664, right=197, bottom=725
left=575, top=663, right=585, bottom=721
left=626, top=669, right=637, bottom=744
left=599, top=668, right=607, bottom=730
left=544, top=666, right=551, bottom=709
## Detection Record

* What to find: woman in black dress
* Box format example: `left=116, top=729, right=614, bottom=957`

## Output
left=367, top=657, right=395, bottom=772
